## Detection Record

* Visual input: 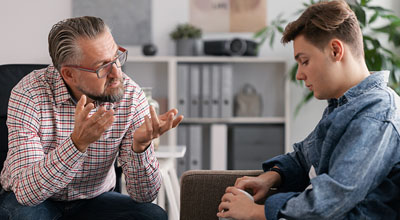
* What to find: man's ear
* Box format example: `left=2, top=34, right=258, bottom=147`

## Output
left=60, top=67, right=75, bottom=85
left=330, top=39, right=344, bottom=61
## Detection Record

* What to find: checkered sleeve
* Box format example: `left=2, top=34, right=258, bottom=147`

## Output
left=5, top=86, right=86, bottom=206
left=118, top=88, right=162, bottom=203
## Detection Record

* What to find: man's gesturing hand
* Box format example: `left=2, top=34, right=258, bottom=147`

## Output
left=71, top=95, right=115, bottom=152
left=132, top=106, right=183, bottom=153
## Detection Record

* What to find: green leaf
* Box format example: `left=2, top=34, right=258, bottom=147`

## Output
left=367, top=6, right=392, bottom=13
left=364, top=49, right=375, bottom=70
left=361, top=0, right=367, bottom=6
left=381, top=47, right=395, bottom=56
left=290, top=64, right=296, bottom=80
left=353, top=5, right=366, bottom=27
left=372, top=25, right=392, bottom=34
left=374, top=53, right=383, bottom=70
left=372, top=39, right=381, bottom=49
left=254, top=26, right=268, bottom=38
left=393, top=32, right=400, bottom=46
left=258, top=36, right=267, bottom=50
left=294, top=91, right=314, bottom=117
left=269, top=31, right=276, bottom=48
left=363, top=35, right=373, bottom=42
left=392, top=20, right=400, bottom=27
left=277, top=19, right=287, bottom=25
left=393, top=56, right=400, bottom=67
left=295, top=8, right=306, bottom=15
left=368, top=11, right=379, bottom=24
left=381, top=14, right=400, bottom=20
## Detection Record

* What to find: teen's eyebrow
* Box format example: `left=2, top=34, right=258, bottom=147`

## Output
left=295, top=53, right=306, bottom=61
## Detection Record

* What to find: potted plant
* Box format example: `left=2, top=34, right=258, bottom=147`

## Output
left=170, top=23, right=202, bottom=56
left=254, top=0, right=400, bottom=115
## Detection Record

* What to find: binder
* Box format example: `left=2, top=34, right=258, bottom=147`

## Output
left=177, top=125, right=189, bottom=177
left=210, top=64, right=221, bottom=118
left=189, top=65, right=201, bottom=118
left=210, top=124, right=228, bottom=170
left=188, top=125, right=202, bottom=170
left=201, top=65, right=211, bottom=118
left=220, top=64, right=233, bottom=118
left=177, top=64, right=189, bottom=117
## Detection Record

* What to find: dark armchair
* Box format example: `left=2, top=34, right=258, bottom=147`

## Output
left=0, top=64, right=48, bottom=175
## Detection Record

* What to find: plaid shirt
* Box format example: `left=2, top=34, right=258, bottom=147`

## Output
left=0, top=65, right=161, bottom=206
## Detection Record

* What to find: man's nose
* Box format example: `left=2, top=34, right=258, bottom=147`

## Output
left=108, top=63, right=121, bottom=78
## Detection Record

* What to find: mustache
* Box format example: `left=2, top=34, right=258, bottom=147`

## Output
left=105, top=77, right=123, bottom=87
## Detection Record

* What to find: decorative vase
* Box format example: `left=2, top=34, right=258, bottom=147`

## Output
left=176, top=39, right=199, bottom=56
left=142, top=87, right=160, bottom=150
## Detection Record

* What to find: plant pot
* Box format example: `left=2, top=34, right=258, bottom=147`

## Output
left=176, top=39, right=201, bottom=56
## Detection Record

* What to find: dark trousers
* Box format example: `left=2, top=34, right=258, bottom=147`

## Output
left=0, top=190, right=167, bottom=220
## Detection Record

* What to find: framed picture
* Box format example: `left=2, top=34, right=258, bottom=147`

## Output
left=73, top=0, right=151, bottom=46
left=190, top=0, right=266, bottom=32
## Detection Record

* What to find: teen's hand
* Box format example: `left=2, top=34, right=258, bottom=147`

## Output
left=217, top=187, right=266, bottom=220
left=234, top=171, right=281, bottom=202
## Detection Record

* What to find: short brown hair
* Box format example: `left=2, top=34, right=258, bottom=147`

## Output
left=281, top=0, right=363, bottom=58
left=48, top=16, right=110, bottom=72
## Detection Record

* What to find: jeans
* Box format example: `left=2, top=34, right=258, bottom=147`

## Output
left=0, top=190, right=167, bottom=220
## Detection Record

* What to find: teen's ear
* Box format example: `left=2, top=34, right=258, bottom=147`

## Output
left=330, top=39, right=344, bottom=61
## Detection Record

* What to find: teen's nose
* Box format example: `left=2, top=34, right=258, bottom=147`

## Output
left=296, top=66, right=306, bottom=81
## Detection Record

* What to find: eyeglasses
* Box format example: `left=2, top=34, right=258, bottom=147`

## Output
left=64, top=46, right=128, bottom=79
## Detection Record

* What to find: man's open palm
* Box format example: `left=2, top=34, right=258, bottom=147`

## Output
left=132, top=106, right=183, bottom=152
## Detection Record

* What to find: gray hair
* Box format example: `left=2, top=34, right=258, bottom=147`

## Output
left=48, top=16, right=110, bottom=71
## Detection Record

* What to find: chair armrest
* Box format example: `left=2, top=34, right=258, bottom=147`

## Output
left=180, top=170, right=263, bottom=220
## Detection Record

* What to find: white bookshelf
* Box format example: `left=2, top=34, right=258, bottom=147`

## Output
left=124, top=56, right=291, bottom=169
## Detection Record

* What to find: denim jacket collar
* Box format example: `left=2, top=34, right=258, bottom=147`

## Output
left=327, top=70, right=390, bottom=110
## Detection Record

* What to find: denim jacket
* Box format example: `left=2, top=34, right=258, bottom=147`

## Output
left=263, top=71, right=400, bottom=220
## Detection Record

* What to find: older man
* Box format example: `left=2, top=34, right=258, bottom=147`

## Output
left=0, top=16, right=182, bottom=220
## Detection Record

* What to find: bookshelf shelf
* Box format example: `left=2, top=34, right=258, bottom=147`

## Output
left=181, top=117, right=285, bottom=124
left=127, top=55, right=287, bottom=63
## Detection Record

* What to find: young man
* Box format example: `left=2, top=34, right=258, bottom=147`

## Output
left=218, top=1, right=400, bottom=219
left=0, top=16, right=183, bottom=219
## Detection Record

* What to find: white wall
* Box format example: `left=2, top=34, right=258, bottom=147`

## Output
left=0, top=0, right=71, bottom=64
left=0, top=0, right=397, bottom=148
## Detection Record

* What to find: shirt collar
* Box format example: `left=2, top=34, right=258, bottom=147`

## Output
left=69, top=93, right=103, bottom=108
